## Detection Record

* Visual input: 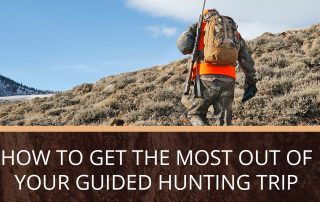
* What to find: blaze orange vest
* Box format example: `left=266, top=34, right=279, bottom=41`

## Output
left=192, top=22, right=236, bottom=80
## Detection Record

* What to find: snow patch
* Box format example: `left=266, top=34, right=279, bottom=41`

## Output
left=0, top=94, right=54, bottom=103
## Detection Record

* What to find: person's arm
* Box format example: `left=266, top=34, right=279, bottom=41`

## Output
left=238, top=34, right=258, bottom=102
left=176, top=23, right=197, bottom=55
left=238, top=34, right=257, bottom=84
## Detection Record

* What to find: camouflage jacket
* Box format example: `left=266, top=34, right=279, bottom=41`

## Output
left=177, top=21, right=257, bottom=84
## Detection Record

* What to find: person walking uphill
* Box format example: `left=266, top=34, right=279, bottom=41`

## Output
left=177, top=8, right=257, bottom=126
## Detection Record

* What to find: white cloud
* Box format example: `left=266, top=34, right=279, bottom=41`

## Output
left=126, top=0, right=320, bottom=39
left=145, top=25, right=177, bottom=38
left=126, top=0, right=200, bottom=21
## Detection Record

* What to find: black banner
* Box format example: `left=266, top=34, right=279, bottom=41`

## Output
left=0, top=132, right=319, bottom=201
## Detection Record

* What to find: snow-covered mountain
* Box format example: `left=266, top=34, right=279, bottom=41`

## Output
left=0, top=74, right=51, bottom=96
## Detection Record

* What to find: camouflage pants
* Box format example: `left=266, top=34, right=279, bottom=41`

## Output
left=181, top=78, right=235, bottom=126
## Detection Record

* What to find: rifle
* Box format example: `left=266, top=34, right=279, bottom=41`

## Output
left=183, top=0, right=207, bottom=97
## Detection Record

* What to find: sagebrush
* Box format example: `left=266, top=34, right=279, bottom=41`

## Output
left=0, top=24, right=319, bottom=126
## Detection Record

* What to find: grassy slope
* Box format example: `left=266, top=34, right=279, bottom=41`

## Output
left=0, top=24, right=319, bottom=126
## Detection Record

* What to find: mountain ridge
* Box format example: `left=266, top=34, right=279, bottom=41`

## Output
left=0, top=74, right=51, bottom=97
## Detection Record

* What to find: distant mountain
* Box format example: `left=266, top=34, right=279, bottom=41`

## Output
left=0, top=74, right=51, bottom=96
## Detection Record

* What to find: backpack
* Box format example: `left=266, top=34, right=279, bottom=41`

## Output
left=204, top=12, right=241, bottom=66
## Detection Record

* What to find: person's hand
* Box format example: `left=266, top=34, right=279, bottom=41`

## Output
left=242, top=83, right=257, bottom=103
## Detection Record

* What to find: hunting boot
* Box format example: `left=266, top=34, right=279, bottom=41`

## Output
left=187, top=114, right=210, bottom=126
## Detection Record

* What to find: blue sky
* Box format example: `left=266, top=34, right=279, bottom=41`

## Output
left=0, top=0, right=319, bottom=91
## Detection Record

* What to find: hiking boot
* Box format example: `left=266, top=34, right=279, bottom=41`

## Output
left=187, top=115, right=210, bottom=126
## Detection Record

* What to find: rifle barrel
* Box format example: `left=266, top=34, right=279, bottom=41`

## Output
left=183, top=0, right=206, bottom=95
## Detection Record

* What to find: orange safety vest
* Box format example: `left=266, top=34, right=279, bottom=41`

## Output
left=192, top=22, right=236, bottom=80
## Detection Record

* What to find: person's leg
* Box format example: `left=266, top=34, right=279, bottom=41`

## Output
left=219, top=81, right=235, bottom=126
left=186, top=93, right=211, bottom=126
left=212, top=101, right=225, bottom=126
left=182, top=79, right=219, bottom=126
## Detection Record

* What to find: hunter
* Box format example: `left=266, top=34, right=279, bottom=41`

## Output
left=177, top=9, right=257, bottom=126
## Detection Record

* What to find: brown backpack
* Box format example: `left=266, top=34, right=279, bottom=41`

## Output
left=204, top=12, right=241, bottom=66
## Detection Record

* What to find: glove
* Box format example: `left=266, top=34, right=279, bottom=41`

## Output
left=242, top=83, right=257, bottom=103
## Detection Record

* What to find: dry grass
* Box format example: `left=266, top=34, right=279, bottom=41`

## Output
left=0, top=24, right=319, bottom=126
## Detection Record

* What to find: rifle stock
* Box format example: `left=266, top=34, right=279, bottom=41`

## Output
left=184, top=60, right=195, bottom=95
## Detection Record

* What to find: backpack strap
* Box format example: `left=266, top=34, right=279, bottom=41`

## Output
left=222, top=17, right=228, bottom=41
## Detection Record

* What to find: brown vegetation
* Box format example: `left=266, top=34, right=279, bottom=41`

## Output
left=0, top=24, right=319, bottom=126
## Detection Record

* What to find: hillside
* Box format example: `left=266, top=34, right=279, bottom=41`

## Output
left=0, top=74, right=51, bottom=97
left=0, top=24, right=319, bottom=126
